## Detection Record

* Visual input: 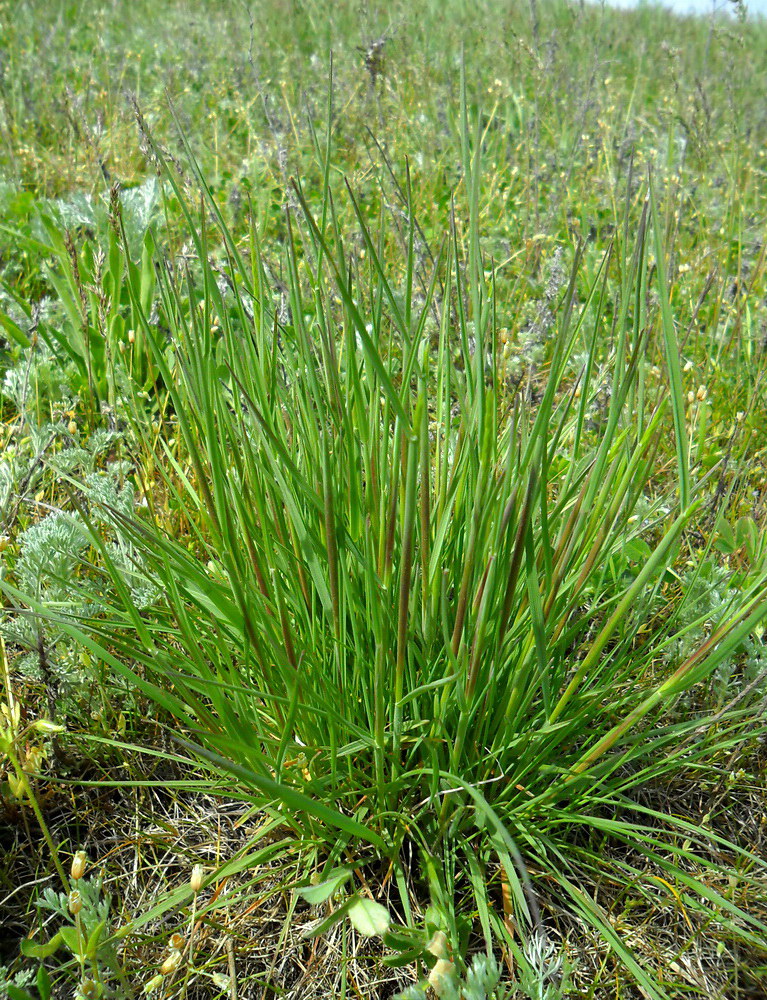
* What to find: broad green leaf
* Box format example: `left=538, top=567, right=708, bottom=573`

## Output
left=296, top=869, right=353, bottom=905
left=20, top=932, right=63, bottom=959
left=347, top=896, right=391, bottom=938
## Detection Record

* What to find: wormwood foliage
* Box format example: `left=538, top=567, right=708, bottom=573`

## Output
left=8, top=97, right=767, bottom=995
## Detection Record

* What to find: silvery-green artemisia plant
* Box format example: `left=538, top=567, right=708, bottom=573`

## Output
left=0, top=178, right=164, bottom=415
left=12, top=100, right=767, bottom=995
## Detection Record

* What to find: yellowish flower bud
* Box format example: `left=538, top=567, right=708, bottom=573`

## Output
left=68, top=420, right=78, bottom=435
left=687, top=391, right=695, bottom=404
left=23, top=745, right=45, bottom=774
left=144, top=974, right=164, bottom=994
left=190, top=864, right=204, bottom=894
left=33, top=719, right=65, bottom=735
left=160, top=950, right=182, bottom=975
left=428, top=958, right=457, bottom=996
left=168, top=932, right=185, bottom=951
left=128, top=328, right=136, bottom=344
left=426, top=931, right=449, bottom=959
left=696, top=385, right=707, bottom=401
left=7, top=772, right=24, bottom=798
left=71, top=851, right=87, bottom=881
left=68, top=890, right=83, bottom=915
left=1, top=700, right=20, bottom=730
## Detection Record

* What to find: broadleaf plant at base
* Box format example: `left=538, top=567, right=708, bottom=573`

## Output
left=12, top=98, right=767, bottom=995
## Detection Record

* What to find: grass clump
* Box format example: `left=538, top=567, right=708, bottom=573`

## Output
left=1, top=1, right=767, bottom=996
left=9, top=88, right=765, bottom=996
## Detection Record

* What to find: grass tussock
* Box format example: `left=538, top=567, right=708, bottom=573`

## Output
left=1, top=1, right=767, bottom=998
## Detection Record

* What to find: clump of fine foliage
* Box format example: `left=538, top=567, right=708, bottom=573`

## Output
left=8, top=79, right=764, bottom=999
left=1, top=1, right=767, bottom=997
